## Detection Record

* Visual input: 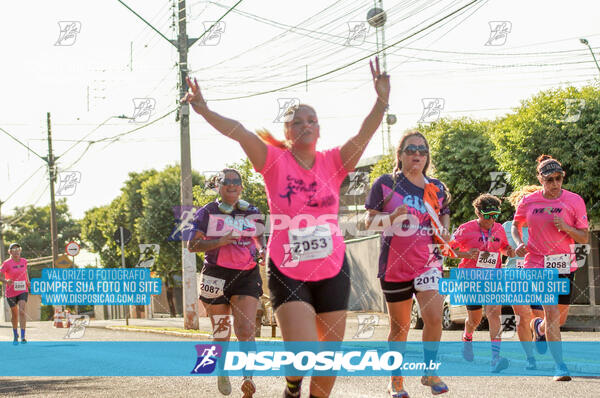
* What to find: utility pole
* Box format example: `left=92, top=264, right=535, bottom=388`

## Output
left=46, top=113, right=59, bottom=267
left=176, top=0, right=199, bottom=330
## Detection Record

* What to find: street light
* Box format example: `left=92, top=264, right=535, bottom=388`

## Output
left=580, top=38, right=600, bottom=76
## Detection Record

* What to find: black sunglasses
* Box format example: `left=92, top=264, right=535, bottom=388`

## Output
left=220, top=178, right=242, bottom=186
left=403, top=144, right=429, bottom=156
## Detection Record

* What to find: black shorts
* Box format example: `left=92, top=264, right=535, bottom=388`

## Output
left=380, top=279, right=415, bottom=303
left=527, top=273, right=574, bottom=306
left=268, top=257, right=350, bottom=313
left=558, top=273, right=574, bottom=305
left=7, top=292, right=28, bottom=308
left=466, top=305, right=483, bottom=311
left=199, top=265, right=263, bottom=305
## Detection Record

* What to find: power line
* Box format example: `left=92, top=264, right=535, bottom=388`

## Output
left=204, top=0, right=480, bottom=102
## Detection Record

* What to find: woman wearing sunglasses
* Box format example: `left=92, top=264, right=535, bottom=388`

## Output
left=183, top=57, right=390, bottom=398
left=188, top=168, right=266, bottom=397
left=512, top=155, right=589, bottom=381
left=449, top=194, right=515, bottom=372
left=365, top=130, right=451, bottom=397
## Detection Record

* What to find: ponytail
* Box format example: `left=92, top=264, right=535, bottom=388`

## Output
left=256, top=128, right=290, bottom=149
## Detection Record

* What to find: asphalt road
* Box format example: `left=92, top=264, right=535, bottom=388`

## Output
left=0, top=321, right=598, bottom=397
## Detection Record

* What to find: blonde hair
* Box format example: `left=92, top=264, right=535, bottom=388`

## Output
left=256, top=103, right=317, bottom=149
left=507, top=185, right=542, bottom=208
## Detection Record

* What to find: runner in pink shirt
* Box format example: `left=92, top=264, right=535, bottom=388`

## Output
left=450, top=194, right=515, bottom=373
left=512, top=155, right=589, bottom=382
left=0, top=243, right=30, bottom=344
left=183, top=57, right=390, bottom=398
left=188, top=168, right=265, bottom=397
left=365, top=131, right=450, bottom=397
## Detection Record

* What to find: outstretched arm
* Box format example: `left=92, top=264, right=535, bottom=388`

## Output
left=340, top=57, right=391, bottom=171
left=181, top=77, right=268, bottom=171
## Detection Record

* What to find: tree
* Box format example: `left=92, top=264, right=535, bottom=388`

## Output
left=369, top=153, right=394, bottom=184
left=490, top=85, right=600, bottom=221
left=421, top=118, right=511, bottom=226
left=137, top=165, right=202, bottom=316
left=3, top=199, right=80, bottom=267
left=192, top=158, right=268, bottom=215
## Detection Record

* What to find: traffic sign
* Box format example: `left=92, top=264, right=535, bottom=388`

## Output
left=65, top=241, right=80, bottom=256
left=55, top=254, right=73, bottom=268
left=113, top=227, right=132, bottom=246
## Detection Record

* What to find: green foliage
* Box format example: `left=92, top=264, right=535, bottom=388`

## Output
left=420, top=118, right=512, bottom=226
left=369, top=153, right=394, bottom=184
left=3, top=198, right=80, bottom=259
left=192, top=158, right=268, bottom=215
left=490, top=85, right=600, bottom=221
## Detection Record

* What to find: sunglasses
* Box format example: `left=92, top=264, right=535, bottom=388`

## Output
left=542, top=175, right=563, bottom=183
left=403, top=144, right=429, bottom=156
left=220, top=178, right=242, bottom=186
left=480, top=209, right=501, bottom=220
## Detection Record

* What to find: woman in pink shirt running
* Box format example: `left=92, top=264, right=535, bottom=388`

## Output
left=512, top=155, right=589, bottom=381
left=0, top=243, right=30, bottom=344
left=450, top=194, right=515, bottom=373
left=183, top=57, right=390, bottom=398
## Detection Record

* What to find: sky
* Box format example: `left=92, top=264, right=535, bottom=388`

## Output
left=1, top=0, right=599, bottom=223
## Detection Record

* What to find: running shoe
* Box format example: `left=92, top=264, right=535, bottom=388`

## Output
left=12, top=338, right=19, bottom=346
left=20, top=338, right=27, bottom=344
left=387, top=376, right=410, bottom=398
left=283, top=387, right=300, bottom=398
left=217, top=375, right=232, bottom=395
left=525, top=357, right=537, bottom=370
left=491, top=357, right=509, bottom=373
left=530, top=317, right=547, bottom=354
left=462, top=336, right=474, bottom=362
left=241, top=377, right=256, bottom=398
left=553, top=363, right=572, bottom=382
left=421, top=375, right=449, bottom=395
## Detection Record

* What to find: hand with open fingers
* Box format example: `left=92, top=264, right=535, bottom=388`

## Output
left=218, top=230, right=238, bottom=247
left=181, top=76, right=209, bottom=114
left=369, top=56, right=390, bottom=106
